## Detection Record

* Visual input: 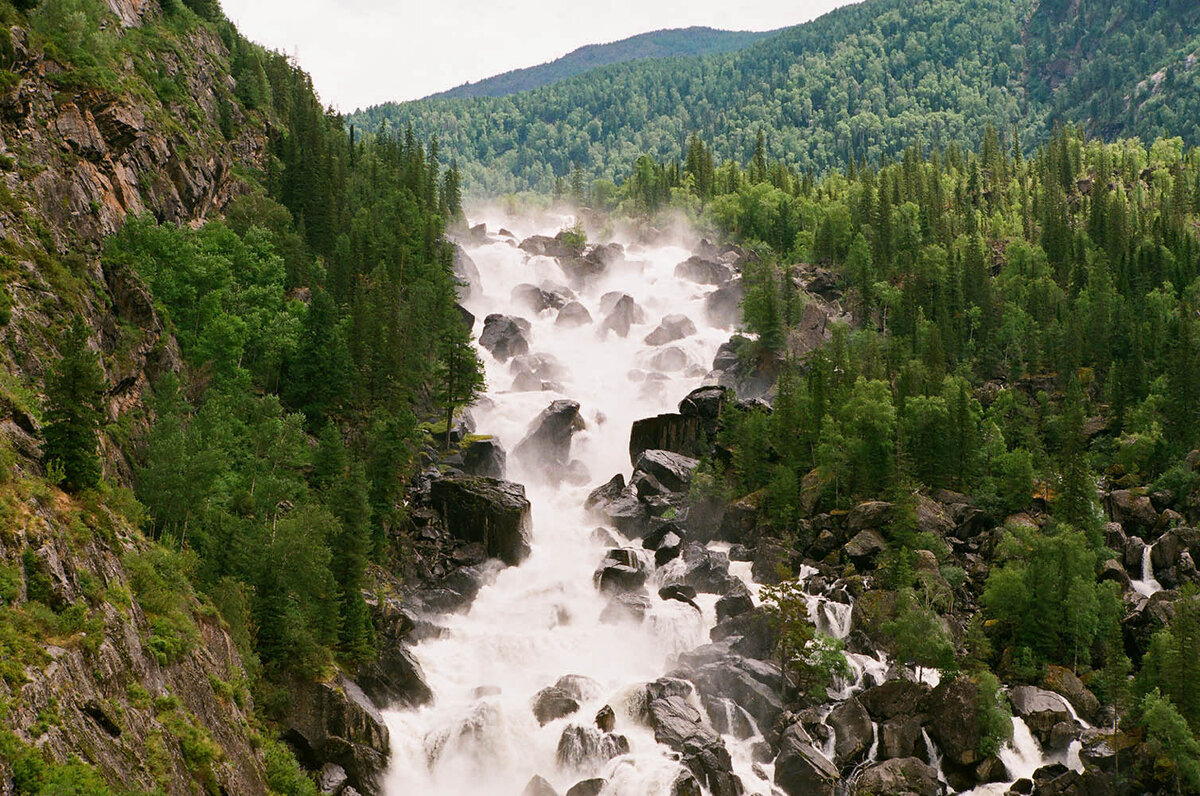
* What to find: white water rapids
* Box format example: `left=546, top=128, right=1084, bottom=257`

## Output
left=381, top=212, right=758, bottom=795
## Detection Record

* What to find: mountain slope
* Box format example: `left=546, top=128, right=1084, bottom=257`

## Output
left=354, top=0, right=1200, bottom=194
left=427, top=26, right=778, bottom=100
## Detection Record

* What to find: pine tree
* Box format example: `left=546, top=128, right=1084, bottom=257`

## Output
left=433, top=280, right=484, bottom=449
left=43, top=317, right=107, bottom=492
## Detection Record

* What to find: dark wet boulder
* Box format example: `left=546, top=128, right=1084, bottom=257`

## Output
left=556, top=301, right=593, bottom=327
left=533, top=687, right=581, bottom=725
left=1108, top=489, right=1159, bottom=534
left=594, top=548, right=649, bottom=594
left=565, top=779, right=606, bottom=796
left=599, top=294, right=646, bottom=337
left=828, top=697, right=873, bottom=765
left=844, top=529, right=887, bottom=569
left=523, top=775, right=560, bottom=796
left=858, top=679, right=931, bottom=721
left=512, top=282, right=569, bottom=313
left=1042, top=666, right=1101, bottom=724
left=716, top=580, right=754, bottom=622
left=283, top=676, right=390, bottom=796
left=585, top=474, right=650, bottom=537
left=479, top=314, right=531, bottom=361
left=645, top=314, right=698, bottom=346
left=680, top=386, right=728, bottom=419
left=676, top=256, right=735, bottom=286
left=510, top=352, right=567, bottom=392
left=554, top=675, right=601, bottom=702
left=429, top=476, right=532, bottom=566
left=925, top=676, right=986, bottom=773
left=774, top=723, right=839, bottom=796
left=878, top=715, right=923, bottom=760
left=595, top=705, right=615, bottom=732
left=557, top=724, right=630, bottom=772
left=356, top=644, right=432, bottom=712
left=515, top=400, right=585, bottom=479
left=663, top=542, right=734, bottom=594
left=705, top=279, right=744, bottom=329
left=600, top=592, right=653, bottom=624
left=461, top=437, right=506, bottom=479
left=521, top=234, right=582, bottom=258
left=629, top=414, right=703, bottom=462
left=856, top=758, right=940, bottom=796
left=710, top=606, right=778, bottom=660
left=634, top=449, right=699, bottom=494
left=659, top=583, right=700, bottom=608
left=847, top=501, right=894, bottom=531
left=689, top=657, right=785, bottom=733
left=644, top=680, right=743, bottom=796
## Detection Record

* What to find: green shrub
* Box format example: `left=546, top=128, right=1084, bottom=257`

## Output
left=975, top=671, right=1013, bottom=757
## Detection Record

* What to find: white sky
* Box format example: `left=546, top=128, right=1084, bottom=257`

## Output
left=219, top=0, right=856, bottom=112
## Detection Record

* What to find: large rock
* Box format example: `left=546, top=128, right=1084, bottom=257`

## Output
left=1010, top=686, right=1073, bottom=744
left=515, top=400, right=585, bottom=479
left=512, top=283, right=569, bottom=313
left=532, top=687, right=581, bottom=725
left=878, top=715, right=923, bottom=760
left=662, top=543, right=734, bottom=594
left=600, top=592, right=653, bottom=624
left=510, top=352, right=568, bottom=393
left=283, top=676, right=390, bottom=796
left=844, top=529, right=887, bottom=569
left=855, top=758, right=940, bottom=796
left=634, top=449, right=700, bottom=494
left=585, top=474, right=650, bottom=537
left=644, top=680, right=742, bottom=796
left=565, top=780, right=606, bottom=796
left=1042, top=666, right=1100, bottom=724
left=828, top=697, right=873, bottom=765
left=705, top=279, right=744, bottom=329
left=599, top=294, right=646, bottom=337
left=709, top=606, right=778, bottom=660
left=524, top=775, right=560, bottom=796
left=858, top=679, right=931, bottom=721
left=594, top=548, right=649, bottom=594
left=479, top=314, right=531, bottom=361
left=688, top=657, right=785, bottom=734
left=645, top=314, right=698, bottom=346
left=716, top=580, right=754, bottom=622
left=925, top=676, right=984, bottom=771
left=556, top=301, right=593, bottom=328
left=556, top=725, right=630, bottom=772
left=675, top=256, right=734, bottom=286
left=1108, top=489, right=1159, bottom=533
left=629, top=414, right=703, bottom=463
left=774, top=723, right=839, bottom=796
left=520, top=234, right=582, bottom=258
left=847, top=501, right=894, bottom=531
left=429, top=475, right=533, bottom=566
left=461, top=437, right=507, bottom=479
left=355, top=644, right=432, bottom=712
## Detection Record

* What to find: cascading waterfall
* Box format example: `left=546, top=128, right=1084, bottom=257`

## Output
left=1130, top=544, right=1162, bottom=597
left=381, top=212, right=758, bottom=795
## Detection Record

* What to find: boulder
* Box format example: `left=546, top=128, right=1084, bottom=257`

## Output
left=645, top=314, right=698, bottom=346
left=844, top=530, right=887, bottom=569
left=520, top=234, right=581, bottom=258
left=644, top=680, right=743, bottom=796
left=855, top=758, right=940, bottom=796
left=557, top=724, right=630, bottom=772
left=523, top=775, right=560, bottom=796
left=1010, top=686, right=1073, bottom=743
left=512, top=283, right=567, bottom=313
left=1152, top=526, right=1200, bottom=571
left=355, top=644, right=432, bottom=712
left=1108, top=489, right=1159, bottom=534
left=634, top=449, right=700, bottom=494
left=659, top=583, right=701, bottom=610
left=774, top=723, right=839, bottom=796
left=599, top=294, right=646, bottom=337
left=429, top=476, right=533, bottom=566
left=1042, top=666, right=1100, bottom=724
left=847, top=501, right=894, bottom=532
left=858, top=679, right=931, bottom=721
left=675, top=256, right=734, bottom=285
left=710, top=606, right=778, bottom=660
left=595, top=705, right=615, bottom=733
left=594, top=548, right=649, bottom=594
left=716, top=580, right=754, bottom=622
left=556, top=301, right=593, bottom=328
left=629, top=414, right=703, bottom=462
left=565, top=779, right=606, bottom=796
left=705, top=279, right=744, bottom=329
left=515, top=400, right=585, bottom=479
left=878, top=716, right=923, bottom=760
left=283, top=676, right=390, bottom=796
left=689, top=657, right=785, bottom=733
left=828, top=697, right=873, bottom=765
left=925, top=676, right=984, bottom=770
left=585, top=474, right=650, bottom=537
left=460, top=437, right=506, bottom=479
left=649, top=346, right=690, bottom=372
left=510, top=352, right=568, bottom=392
left=1098, top=559, right=1131, bottom=590
left=479, top=314, right=531, bottom=361
left=663, top=543, right=734, bottom=594
left=533, top=687, right=581, bottom=725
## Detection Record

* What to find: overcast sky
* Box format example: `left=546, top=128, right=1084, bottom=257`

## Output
left=219, top=0, right=856, bottom=112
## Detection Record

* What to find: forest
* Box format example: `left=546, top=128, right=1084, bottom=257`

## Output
left=586, top=124, right=1200, bottom=791
left=355, top=0, right=1200, bottom=194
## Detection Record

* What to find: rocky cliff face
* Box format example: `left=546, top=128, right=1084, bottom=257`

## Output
left=0, top=3, right=289, bottom=794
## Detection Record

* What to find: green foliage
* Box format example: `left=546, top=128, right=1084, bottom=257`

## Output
left=123, top=547, right=200, bottom=665
left=1140, top=688, right=1200, bottom=793
left=1, top=728, right=155, bottom=796
left=760, top=578, right=850, bottom=702
left=1138, top=588, right=1200, bottom=731
left=262, top=734, right=321, bottom=796
left=42, top=317, right=106, bottom=493
left=881, top=589, right=957, bottom=679
left=975, top=671, right=1014, bottom=758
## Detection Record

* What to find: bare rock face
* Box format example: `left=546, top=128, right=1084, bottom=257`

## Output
left=283, top=676, right=391, bottom=796
left=429, top=475, right=534, bottom=566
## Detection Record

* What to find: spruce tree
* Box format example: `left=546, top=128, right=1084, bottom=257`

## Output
left=43, top=317, right=107, bottom=492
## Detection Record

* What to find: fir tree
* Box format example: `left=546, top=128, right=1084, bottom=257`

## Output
left=43, top=317, right=107, bottom=492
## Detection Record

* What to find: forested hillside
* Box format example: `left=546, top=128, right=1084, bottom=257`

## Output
left=0, top=0, right=477, bottom=793
left=584, top=123, right=1200, bottom=792
left=355, top=0, right=1200, bottom=194
left=428, top=26, right=775, bottom=100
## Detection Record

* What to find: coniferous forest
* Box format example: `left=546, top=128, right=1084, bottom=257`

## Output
left=3, top=0, right=1200, bottom=795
